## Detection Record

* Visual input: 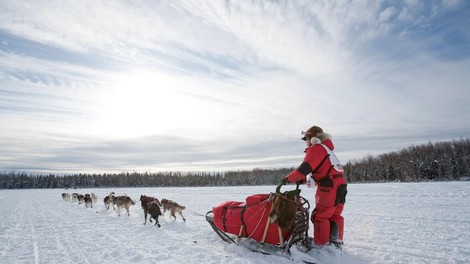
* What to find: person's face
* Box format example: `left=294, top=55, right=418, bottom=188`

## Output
left=305, top=138, right=312, bottom=147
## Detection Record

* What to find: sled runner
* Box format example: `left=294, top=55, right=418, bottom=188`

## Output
left=206, top=184, right=311, bottom=255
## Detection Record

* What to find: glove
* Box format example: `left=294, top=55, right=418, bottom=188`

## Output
left=295, top=178, right=306, bottom=185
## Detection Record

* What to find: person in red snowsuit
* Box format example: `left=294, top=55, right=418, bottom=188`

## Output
left=281, top=125, right=347, bottom=246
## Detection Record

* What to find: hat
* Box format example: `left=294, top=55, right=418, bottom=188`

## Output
left=301, top=126, right=323, bottom=141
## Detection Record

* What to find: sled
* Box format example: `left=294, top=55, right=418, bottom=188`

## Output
left=206, top=184, right=311, bottom=255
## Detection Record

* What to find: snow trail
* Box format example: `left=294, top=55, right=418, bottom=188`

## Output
left=28, top=218, right=39, bottom=264
left=0, top=182, right=469, bottom=263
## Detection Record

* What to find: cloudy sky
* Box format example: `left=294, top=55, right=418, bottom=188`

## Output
left=1, top=0, right=469, bottom=174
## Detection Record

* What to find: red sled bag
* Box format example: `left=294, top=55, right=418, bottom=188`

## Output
left=211, top=193, right=292, bottom=245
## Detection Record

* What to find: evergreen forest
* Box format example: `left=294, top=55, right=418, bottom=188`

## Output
left=1, top=138, right=468, bottom=189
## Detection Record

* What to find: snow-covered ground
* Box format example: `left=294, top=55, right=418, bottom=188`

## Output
left=0, top=182, right=469, bottom=264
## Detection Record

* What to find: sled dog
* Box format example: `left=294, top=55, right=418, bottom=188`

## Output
left=84, top=193, right=93, bottom=208
left=161, top=198, right=186, bottom=222
left=62, top=193, right=71, bottom=202
left=147, top=201, right=163, bottom=228
left=140, top=195, right=161, bottom=225
left=104, top=192, right=116, bottom=210
left=114, top=195, right=135, bottom=216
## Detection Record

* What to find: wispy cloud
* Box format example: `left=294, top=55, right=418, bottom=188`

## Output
left=1, top=0, right=469, bottom=173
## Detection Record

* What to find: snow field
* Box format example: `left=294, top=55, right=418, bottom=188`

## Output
left=0, top=182, right=469, bottom=264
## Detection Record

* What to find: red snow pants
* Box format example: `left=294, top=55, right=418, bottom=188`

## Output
left=312, top=175, right=347, bottom=245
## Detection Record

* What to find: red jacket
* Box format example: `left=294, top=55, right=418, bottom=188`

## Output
left=285, top=138, right=344, bottom=184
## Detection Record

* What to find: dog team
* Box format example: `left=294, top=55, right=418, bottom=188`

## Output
left=62, top=191, right=186, bottom=228
left=62, top=192, right=98, bottom=208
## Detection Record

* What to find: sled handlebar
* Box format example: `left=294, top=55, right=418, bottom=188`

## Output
left=276, top=181, right=301, bottom=193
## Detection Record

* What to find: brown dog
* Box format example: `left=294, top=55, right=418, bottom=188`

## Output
left=269, top=194, right=297, bottom=230
left=147, top=201, right=163, bottom=228
left=140, top=195, right=162, bottom=225
left=114, top=195, right=135, bottom=216
left=104, top=192, right=116, bottom=210
left=161, top=199, right=186, bottom=222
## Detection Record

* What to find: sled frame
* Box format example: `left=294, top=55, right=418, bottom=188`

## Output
left=206, top=193, right=311, bottom=255
left=284, top=195, right=310, bottom=253
left=206, top=211, right=237, bottom=244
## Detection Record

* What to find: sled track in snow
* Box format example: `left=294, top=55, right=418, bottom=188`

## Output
left=1, top=184, right=469, bottom=264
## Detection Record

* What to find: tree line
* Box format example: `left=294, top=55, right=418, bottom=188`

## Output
left=0, top=168, right=293, bottom=189
left=344, top=137, right=469, bottom=182
left=0, top=138, right=468, bottom=189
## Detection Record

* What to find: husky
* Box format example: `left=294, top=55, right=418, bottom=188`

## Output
left=76, top=193, right=85, bottom=205
left=140, top=195, right=162, bottom=225
left=71, top=193, right=79, bottom=203
left=104, top=192, right=116, bottom=210
left=62, top=193, right=71, bottom=202
left=84, top=194, right=93, bottom=208
left=114, top=195, right=135, bottom=216
left=91, top=193, right=98, bottom=204
left=161, top=198, right=186, bottom=222
left=147, top=201, right=163, bottom=228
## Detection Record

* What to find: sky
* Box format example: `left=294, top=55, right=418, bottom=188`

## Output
left=1, top=0, right=469, bottom=174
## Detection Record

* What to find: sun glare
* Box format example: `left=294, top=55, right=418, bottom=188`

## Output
left=98, top=71, right=199, bottom=138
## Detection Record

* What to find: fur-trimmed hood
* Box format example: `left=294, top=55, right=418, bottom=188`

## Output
left=309, top=133, right=334, bottom=150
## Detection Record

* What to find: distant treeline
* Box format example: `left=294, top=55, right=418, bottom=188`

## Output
left=0, top=168, right=293, bottom=189
left=344, top=137, right=470, bottom=182
left=0, top=138, right=469, bottom=189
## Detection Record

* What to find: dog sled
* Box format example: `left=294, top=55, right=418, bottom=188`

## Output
left=206, top=184, right=311, bottom=256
